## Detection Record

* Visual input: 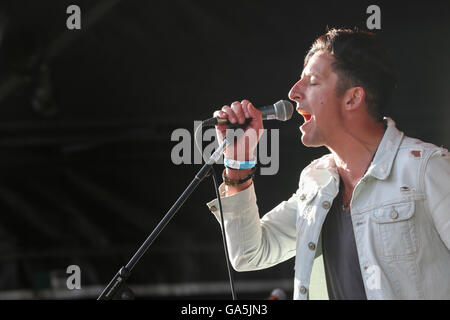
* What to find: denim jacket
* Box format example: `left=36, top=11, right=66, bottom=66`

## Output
left=207, top=118, right=450, bottom=300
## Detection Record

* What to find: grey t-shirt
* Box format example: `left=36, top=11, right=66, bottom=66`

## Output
left=321, top=189, right=367, bottom=300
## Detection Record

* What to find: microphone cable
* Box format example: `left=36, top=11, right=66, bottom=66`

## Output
left=211, top=166, right=237, bottom=300
left=195, top=120, right=237, bottom=300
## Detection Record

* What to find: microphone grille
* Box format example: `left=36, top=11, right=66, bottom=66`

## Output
left=274, top=100, right=294, bottom=121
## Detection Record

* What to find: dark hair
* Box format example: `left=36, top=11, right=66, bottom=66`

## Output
left=305, top=28, right=397, bottom=121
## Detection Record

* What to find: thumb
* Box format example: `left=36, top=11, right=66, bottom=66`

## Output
left=247, top=101, right=261, bottom=119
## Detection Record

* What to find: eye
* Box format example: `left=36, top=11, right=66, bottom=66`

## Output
left=310, top=77, right=318, bottom=86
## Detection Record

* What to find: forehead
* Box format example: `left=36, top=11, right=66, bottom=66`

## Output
left=302, top=52, right=335, bottom=78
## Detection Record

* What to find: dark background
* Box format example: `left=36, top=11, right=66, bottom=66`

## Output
left=0, top=0, right=448, bottom=299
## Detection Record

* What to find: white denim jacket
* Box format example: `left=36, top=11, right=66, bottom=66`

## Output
left=207, top=118, right=450, bottom=300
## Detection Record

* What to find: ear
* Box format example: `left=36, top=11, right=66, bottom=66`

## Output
left=343, top=87, right=365, bottom=111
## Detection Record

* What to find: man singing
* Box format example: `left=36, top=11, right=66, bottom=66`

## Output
left=207, top=28, right=450, bottom=300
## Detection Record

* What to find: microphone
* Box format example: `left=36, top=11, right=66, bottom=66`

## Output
left=202, top=100, right=294, bottom=128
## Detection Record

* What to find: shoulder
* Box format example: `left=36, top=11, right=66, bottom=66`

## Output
left=399, top=135, right=450, bottom=190
left=424, top=145, right=450, bottom=176
left=304, top=153, right=334, bottom=170
left=298, top=153, right=337, bottom=189
left=398, top=135, right=446, bottom=160
left=300, top=153, right=333, bottom=176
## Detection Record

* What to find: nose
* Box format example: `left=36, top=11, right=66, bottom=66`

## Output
left=288, top=79, right=305, bottom=102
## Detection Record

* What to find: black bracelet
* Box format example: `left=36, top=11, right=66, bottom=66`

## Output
left=222, top=167, right=256, bottom=186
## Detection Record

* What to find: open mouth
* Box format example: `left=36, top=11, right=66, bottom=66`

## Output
left=299, top=111, right=312, bottom=122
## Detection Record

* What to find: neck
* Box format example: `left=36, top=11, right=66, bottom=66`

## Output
left=328, top=120, right=385, bottom=189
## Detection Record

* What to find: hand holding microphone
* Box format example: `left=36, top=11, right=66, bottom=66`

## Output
left=212, top=100, right=264, bottom=161
left=209, top=99, right=293, bottom=194
left=210, top=99, right=293, bottom=161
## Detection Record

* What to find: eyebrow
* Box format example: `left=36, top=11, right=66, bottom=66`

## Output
left=301, top=69, right=323, bottom=79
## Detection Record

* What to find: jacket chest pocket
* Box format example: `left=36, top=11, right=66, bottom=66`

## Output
left=371, top=201, right=418, bottom=260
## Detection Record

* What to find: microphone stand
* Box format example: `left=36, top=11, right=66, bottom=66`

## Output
left=97, top=138, right=230, bottom=300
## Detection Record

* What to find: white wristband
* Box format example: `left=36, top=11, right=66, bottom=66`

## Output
left=224, top=157, right=257, bottom=169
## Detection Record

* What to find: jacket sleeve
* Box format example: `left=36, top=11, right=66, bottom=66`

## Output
left=423, top=148, right=450, bottom=249
left=206, top=182, right=298, bottom=271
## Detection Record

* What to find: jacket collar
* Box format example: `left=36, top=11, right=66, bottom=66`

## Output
left=365, top=117, right=404, bottom=180
left=308, top=117, right=404, bottom=182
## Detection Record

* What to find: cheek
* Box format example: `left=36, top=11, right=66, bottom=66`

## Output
left=315, top=97, right=327, bottom=115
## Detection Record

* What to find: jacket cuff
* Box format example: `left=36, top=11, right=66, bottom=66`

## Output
left=206, top=182, right=257, bottom=222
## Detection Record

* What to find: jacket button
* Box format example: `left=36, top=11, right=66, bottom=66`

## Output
left=300, top=286, right=308, bottom=295
left=210, top=205, right=217, bottom=212
left=322, top=201, right=331, bottom=210
left=299, top=194, right=306, bottom=200
left=308, top=242, right=316, bottom=251
left=389, top=208, right=398, bottom=219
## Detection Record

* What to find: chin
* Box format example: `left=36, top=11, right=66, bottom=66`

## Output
left=300, top=133, right=324, bottom=148
left=300, top=135, right=314, bottom=147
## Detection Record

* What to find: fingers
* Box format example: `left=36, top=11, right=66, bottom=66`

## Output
left=213, top=100, right=260, bottom=128
left=241, top=100, right=262, bottom=134
left=212, top=99, right=263, bottom=160
left=221, top=105, right=236, bottom=124
left=241, top=100, right=251, bottom=119
left=231, top=101, right=246, bottom=124
left=213, top=110, right=228, bottom=133
left=244, top=100, right=261, bottom=119
left=217, top=101, right=248, bottom=125
left=213, top=110, right=228, bottom=120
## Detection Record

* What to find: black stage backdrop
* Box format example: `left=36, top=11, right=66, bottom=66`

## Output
left=0, top=0, right=448, bottom=299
